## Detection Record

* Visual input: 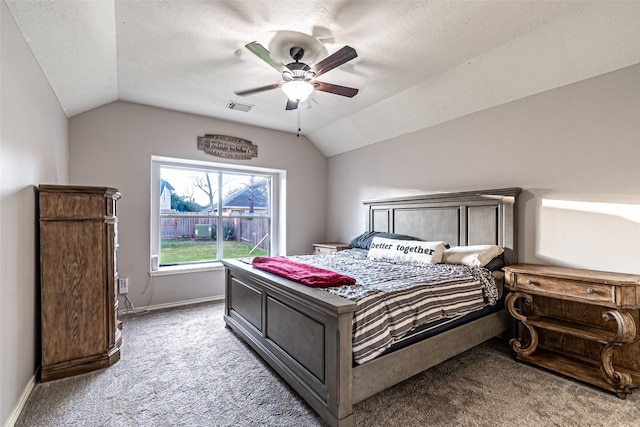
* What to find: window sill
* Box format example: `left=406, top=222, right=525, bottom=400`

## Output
left=149, top=262, right=225, bottom=277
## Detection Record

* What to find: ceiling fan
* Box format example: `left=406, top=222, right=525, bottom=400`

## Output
left=234, top=41, right=359, bottom=110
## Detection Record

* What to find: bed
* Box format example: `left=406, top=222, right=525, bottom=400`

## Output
left=222, top=188, right=521, bottom=427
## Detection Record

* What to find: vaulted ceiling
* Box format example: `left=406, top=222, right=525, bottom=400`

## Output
left=6, top=1, right=640, bottom=156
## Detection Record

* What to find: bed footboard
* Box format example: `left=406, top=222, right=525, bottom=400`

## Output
left=351, top=308, right=510, bottom=403
left=222, top=259, right=357, bottom=427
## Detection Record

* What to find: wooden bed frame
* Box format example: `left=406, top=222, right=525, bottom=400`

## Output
left=222, top=188, right=521, bottom=427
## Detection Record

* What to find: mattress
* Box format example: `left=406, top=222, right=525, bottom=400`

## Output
left=287, top=249, right=500, bottom=364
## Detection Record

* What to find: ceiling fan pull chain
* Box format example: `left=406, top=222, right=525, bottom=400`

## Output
left=297, top=108, right=301, bottom=137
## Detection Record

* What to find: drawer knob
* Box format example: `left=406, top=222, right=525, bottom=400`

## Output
left=586, top=288, right=594, bottom=294
left=525, top=279, right=533, bottom=285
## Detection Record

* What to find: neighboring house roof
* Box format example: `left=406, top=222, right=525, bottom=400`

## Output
left=214, top=178, right=268, bottom=210
left=160, top=179, right=175, bottom=195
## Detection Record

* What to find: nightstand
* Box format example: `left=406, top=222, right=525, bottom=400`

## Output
left=504, top=264, right=640, bottom=398
left=312, top=242, right=351, bottom=254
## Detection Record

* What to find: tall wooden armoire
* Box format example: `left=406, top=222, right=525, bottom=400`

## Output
left=38, top=185, right=122, bottom=381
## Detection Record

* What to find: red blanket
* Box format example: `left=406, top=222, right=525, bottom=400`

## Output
left=251, top=256, right=356, bottom=288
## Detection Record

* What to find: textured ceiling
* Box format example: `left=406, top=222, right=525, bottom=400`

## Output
left=6, top=1, right=640, bottom=156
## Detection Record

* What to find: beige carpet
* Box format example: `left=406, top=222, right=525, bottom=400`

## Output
left=16, top=302, right=640, bottom=426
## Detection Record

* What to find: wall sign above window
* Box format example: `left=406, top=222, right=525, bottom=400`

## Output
left=197, top=134, right=258, bottom=159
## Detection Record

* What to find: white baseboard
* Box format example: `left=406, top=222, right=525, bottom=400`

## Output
left=3, top=373, right=37, bottom=427
left=119, top=295, right=224, bottom=315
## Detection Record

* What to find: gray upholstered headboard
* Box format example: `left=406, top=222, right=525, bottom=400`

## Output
left=363, top=188, right=522, bottom=265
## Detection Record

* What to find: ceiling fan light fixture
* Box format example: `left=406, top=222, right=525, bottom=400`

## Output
left=237, top=41, right=358, bottom=110
left=282, top=69, right=294, bottom=81
left=282, top=80, right=314, bottom=102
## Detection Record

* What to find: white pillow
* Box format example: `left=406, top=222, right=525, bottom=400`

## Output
left=442, top=245, right=504, bottom=267
left=367, top=237, right=446, bottom=264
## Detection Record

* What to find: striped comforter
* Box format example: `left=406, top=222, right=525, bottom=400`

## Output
left=288, top=250, right=499, bottom=364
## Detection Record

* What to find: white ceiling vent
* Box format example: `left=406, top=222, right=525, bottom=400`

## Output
left=226, top=101, right=253, bottom=112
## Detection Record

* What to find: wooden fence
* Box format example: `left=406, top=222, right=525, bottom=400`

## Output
left=161, top=210, right=268, bottom=250
left=160, top=212, right=212, bottom=240
left=234, top=217, right=269, bottom=251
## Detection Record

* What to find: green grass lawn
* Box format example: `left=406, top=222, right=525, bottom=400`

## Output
left=160, top=239, right=267, bottom=264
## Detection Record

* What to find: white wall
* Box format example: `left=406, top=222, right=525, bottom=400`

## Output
left=327, top=64, right=640, bottom=275
left=0, top=2, right=69, bottom=425
left=69, top=101, right=327, bottom=308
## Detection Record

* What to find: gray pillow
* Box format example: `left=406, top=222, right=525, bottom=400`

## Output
left=349, top=231, right=422, bottom=250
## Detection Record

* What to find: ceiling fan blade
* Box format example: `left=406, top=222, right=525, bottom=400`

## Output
left=234, top=82, right=282, bottom=96
left=285, top=99, right=299, bottom=110
left=313, top=81, right=359, bottom=98
left=245, top=41, right=287, bottom=73
left=311, top=45, right=357, bottom=77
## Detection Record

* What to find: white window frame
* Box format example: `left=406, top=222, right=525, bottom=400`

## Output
left=150, top=155, right=285, bottom=275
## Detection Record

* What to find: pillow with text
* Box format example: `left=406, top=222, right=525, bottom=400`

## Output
left=367, top=237, right=446, bottom=264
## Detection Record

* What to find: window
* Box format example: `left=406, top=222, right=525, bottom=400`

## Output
left=151, top=156, right=282, bottom=271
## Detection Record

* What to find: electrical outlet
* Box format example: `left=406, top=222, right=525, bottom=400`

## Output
left=118, top=277, right=129, bottom=294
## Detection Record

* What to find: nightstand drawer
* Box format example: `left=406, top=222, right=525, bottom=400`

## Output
left=312, top=243, right=350, bottom=254
left=513, top=274, right=614, bottom=304
left=314, top=246, right=334, bottom=254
